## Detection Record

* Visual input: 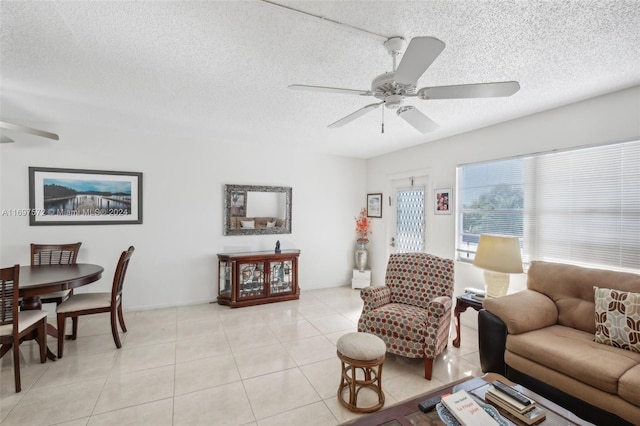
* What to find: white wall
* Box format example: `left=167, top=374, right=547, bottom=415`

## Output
left=366, top=86, right=640, bottom=324
left=0, top=125, right=366, bottom=311
left=2, top=86, right=638, bottom=314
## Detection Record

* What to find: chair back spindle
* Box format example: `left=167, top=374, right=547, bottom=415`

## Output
left=0, top=266, right=19, bottom=329
left=31, top=242, right=82, bottom=266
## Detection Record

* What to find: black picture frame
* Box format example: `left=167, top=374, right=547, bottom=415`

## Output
left=29, top=167, right=143, bottom=225
left=367, top=193, right=383, bottom=218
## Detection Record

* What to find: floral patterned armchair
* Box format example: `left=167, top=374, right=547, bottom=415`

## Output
left=357, top=252, right=454, bottom=380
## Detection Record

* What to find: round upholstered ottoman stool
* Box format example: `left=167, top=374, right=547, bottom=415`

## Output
left=336, top=332, right=386, bottom=413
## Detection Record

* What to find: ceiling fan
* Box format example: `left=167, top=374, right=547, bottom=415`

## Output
left=289, top=36, right=520, bottom=133
left=0, top=121, right=59, bottom=143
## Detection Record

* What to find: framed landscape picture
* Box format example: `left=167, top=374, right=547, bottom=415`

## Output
left=29, top=167, right=143, bottom=225
left=367, top=193, right=382, bottom=218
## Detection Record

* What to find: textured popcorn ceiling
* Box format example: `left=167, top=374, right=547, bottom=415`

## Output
left=1, top=1, right=639, bottom=158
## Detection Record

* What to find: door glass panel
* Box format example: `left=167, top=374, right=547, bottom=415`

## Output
left=238, top=262, right=264, bottom=298
left=270, top=260, right=293, bottom=294
left=396, top=186, right=425, bottom=253
left=219, top=260, right=231, bottom=297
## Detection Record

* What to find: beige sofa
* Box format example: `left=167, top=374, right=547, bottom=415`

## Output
left=229, top=217, right=285, bottom=230
left=479, top=261, right=640, bottom=425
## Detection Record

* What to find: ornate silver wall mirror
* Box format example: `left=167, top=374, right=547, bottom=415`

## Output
left=223, top=184, right=292, bottom=235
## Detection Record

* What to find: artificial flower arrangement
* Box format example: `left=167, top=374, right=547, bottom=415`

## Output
left=355, top=208, right=372, bottom=242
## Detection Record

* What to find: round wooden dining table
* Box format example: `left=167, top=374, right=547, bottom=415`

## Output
left=19, top=263, right=104, bottom=310
left=18, top=263, right=104, bottom=360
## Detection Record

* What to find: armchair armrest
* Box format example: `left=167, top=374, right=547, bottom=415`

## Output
left=427, top=295, right=452, bottom=315
left=360, top=286, right=391, bottom=311
left=483, top=290, right=558, bottom=334
left=423, top=296, right=453, bottom=358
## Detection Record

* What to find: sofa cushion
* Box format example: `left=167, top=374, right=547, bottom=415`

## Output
left=505, top=351, right=640, bottom=424
left=231, top=217, right=284, bottom=229
left=483, top=290, right=557, bottom=334
left=619, top=364, right=640, bottom=407
left=594, top=287, right=640, bottom=353
left=506, top=325, right=640, bottom=394
left=526, top=261, right=640, bottom=334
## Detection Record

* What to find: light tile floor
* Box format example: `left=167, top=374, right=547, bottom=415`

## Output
left=0, top=287, right=483, bottom=425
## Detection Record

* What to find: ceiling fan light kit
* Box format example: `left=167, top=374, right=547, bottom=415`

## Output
left=289, top=36, right=520, bottom=134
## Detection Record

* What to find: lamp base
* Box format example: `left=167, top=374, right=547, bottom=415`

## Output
left=483, top=270, right=510, bottom=298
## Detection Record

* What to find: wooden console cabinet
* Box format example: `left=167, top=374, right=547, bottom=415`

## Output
left=217, top=249, right=300, bottom=308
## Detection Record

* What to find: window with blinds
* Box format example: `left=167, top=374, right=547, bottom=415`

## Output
left=456, top=140, right=640, bottom=272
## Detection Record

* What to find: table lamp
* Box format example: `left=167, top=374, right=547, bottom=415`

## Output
left=473, top=234, right=523, bottom=297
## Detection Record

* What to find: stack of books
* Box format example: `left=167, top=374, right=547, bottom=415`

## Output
left=484, top=381, right=546, bottom=425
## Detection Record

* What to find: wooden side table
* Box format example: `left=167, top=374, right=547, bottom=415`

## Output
left=453, top=293, right=484, bottom=347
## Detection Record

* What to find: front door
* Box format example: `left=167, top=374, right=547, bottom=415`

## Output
left=391, top=176, right=428, bottom=253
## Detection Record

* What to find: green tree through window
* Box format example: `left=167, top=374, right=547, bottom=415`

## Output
left=463, top=184, right=523, bottom=236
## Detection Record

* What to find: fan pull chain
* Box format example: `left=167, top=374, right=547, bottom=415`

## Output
left=381, top=105, right=385, bottom=134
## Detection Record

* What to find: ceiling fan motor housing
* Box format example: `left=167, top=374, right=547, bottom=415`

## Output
left=371, top=72, right=416, bottom=109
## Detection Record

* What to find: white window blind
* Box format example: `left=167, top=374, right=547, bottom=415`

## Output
left=457, top=140, right=640, bottom=272
left=456, top=158, right=525, bottom=260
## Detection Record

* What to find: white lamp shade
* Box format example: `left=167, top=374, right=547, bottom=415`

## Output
left=473, top=234, right=523, bottom=273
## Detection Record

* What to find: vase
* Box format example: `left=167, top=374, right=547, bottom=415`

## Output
left=354, top=240, right=369, bottom=272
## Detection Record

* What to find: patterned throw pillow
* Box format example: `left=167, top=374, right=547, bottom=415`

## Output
left=594, top=287, right=640, bottom=353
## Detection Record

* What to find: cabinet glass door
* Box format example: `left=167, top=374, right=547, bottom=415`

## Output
left=238, top=262, right=265, bottom=299
left=219, top=260, right=232, bottom=298
left=270, top=260, right=293, bottom=295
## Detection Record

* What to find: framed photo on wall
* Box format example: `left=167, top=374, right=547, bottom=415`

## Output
left=29, top=167, right=143, bottom=225
left=367, top=193, right=382, bottom=218
left=434, top=188, right=452, bottom=215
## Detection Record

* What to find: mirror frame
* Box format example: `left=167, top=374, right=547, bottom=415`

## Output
left=223, top=184, right=292, bottom=236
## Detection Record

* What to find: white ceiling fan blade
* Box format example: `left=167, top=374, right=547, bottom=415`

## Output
left=396, top=106, right=439, bottom=133
left=1, top=134, right=15, bottom=143
left=0, top=121, right=59, bottom=140
left=328, top=102, right=383, bottom=128
left=394, top=37, right=446, bottom=85
left=417, top=81, right=520, bottom=99
left=288, top=84, right=372, bottom=96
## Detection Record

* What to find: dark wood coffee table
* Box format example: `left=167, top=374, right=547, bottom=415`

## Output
left=344, top=373, right=594, bottom=426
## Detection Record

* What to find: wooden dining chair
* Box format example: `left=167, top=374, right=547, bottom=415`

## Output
left=56, top=246, right=134, bottom=358
left=0, top=265, right=48, bottom=392
left=31, top=242, right=82, bottom=305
